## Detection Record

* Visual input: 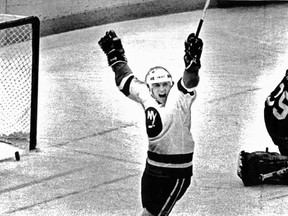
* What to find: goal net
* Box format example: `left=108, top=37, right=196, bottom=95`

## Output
left=0, top=14, right=40, bottom=150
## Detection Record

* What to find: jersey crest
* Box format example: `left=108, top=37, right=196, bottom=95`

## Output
left=145, top=107, right=163, bottom=138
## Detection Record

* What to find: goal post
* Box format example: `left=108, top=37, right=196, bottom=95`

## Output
left=0, top=15, right=40, bottom=151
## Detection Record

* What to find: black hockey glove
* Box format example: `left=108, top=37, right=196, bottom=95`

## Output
left=237, top=150, right=288, bottom=186
left=184, top=33, right=203, bottom=72
left=98, top=30, right=127, bottom=66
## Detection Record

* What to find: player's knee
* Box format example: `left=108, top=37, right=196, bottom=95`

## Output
left=272, top=137, right=288, bottom=156
left=141, top=208, right=154, bottom=216
left=278, top=145, right=288, bottom=156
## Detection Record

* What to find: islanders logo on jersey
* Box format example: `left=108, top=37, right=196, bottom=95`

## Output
left=145, top=107, right=163, bottom=138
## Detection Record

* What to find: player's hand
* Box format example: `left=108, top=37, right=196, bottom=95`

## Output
left=98, top=30, right=124, bottom=54
left=98, top=30, right=127, bottom=66
left=184, top=33, right=203, bottom=71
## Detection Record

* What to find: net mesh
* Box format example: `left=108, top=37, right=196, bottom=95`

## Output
left=0, top=15, right=32, bottom=147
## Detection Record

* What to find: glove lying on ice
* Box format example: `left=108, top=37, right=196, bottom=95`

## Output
left=237, top=149, right=288, bottom=186
left=98, top=30, right=127, bottom=66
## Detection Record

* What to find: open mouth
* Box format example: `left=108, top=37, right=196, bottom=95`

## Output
left=159, top=93, right=167, bottom=98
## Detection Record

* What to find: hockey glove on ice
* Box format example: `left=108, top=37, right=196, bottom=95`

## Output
left=184, top=33, right=203, bottom=72
left=237, top=150, right=288, bottom=186
left=98, top=30, right=127, bottom=66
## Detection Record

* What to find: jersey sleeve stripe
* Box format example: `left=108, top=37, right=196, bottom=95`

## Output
left=119, top=74, right=134, bottom=96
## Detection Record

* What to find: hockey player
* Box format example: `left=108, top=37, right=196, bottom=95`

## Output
left=237, top=70, right=288, bottom=186
left=264, top=69, right=288, bottom=156
left=98, top=30, right=203, bottom=216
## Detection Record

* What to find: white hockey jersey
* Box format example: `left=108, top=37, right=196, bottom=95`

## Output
left=113, top=63, right=197, bottom=177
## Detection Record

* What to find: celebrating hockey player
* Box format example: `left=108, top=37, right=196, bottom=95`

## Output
left=264, top=70, right=288, bottom=156
left=98, top=30, right=203, bottom=216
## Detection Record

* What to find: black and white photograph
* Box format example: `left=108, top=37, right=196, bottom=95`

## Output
left=1, top=0, right=288, bottom=215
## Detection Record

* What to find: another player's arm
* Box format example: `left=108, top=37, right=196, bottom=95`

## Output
left=182, top=33, right=203, bottom=89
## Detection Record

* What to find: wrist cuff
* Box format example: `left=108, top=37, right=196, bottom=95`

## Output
left=108, top=51, right=127, bottom=66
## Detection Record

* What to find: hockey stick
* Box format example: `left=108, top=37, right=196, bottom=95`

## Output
left=260, top=167, right=288, bottom=181
left=195, top=0, right=211, bottom=38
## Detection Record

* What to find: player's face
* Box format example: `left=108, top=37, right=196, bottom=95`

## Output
left=151, top=81, right=173, bottom=104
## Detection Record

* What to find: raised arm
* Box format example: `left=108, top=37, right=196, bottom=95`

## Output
left=98, top=30, right=149, bottom=103
left=183, top=33, right=203, bottom=89
left=98, top=30, right=132, bottom=87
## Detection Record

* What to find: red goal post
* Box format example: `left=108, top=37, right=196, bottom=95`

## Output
left=0, top=14, right=40, bottom=150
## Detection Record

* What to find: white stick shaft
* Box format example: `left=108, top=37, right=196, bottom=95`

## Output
left=196, top=0, right=211, bottom=38
left=202, top=0, right=211, bottom=20
left=260, top=167, right=288, bottom=181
